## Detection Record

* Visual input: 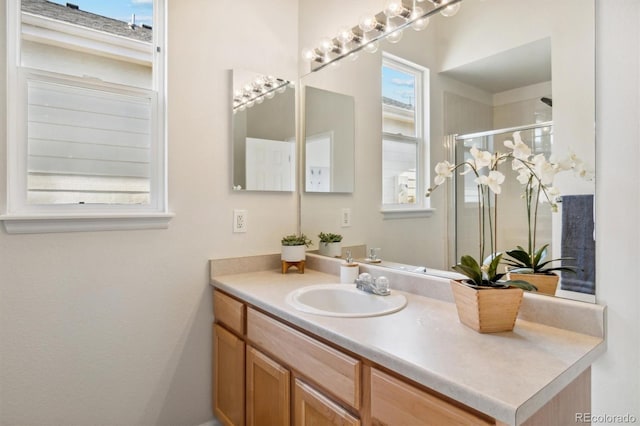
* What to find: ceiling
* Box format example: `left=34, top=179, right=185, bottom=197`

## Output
left=440, top=38, right=552, bottom=94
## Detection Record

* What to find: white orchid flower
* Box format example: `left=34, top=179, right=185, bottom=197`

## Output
left=516, top=168, right=532, bottom=185
left=504, top=132, right=531, bottom=160
left=533, top=154, right=557, bottom=185
left=544, top=186, right=561, bottom=203
left=434, top=161, right=454, bottom=185
left=475, top=170, right=505, bottom=194
left=553, top=154, right=575, bottom=171
left=572, top=158, right=594, bottom=179
left=470, top=145, right=492, bottom=169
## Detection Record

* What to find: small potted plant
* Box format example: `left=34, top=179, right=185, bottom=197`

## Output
left=500, top=132, right=584, bottom=295
left=317, top=232, right=343, bottom=258
left=428, top=144, right=537, bottom=333
left=281, top=234, right=312, bottom=262
left=503, top=244, right=578, bottom=295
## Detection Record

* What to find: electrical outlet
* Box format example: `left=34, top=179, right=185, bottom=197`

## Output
left=341, top=208, right=352, bottom=227
left=233, top=209, right=248, bottom=233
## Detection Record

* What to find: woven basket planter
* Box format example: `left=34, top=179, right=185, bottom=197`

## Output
left=450, top=280, right=524, bottom=333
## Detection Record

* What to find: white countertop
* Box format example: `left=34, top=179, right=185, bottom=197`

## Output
left=210, top=267, right=605, bottom=425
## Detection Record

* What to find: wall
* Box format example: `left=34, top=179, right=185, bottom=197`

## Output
left=0, top=1, right=298, bottom=425
left=592, top=0, right=640, bottom=421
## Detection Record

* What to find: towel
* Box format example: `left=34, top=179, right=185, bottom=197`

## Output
left=560, top=194, right=596, bottom=294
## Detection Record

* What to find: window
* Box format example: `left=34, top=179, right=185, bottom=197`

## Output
left=3, top=0, right=170, bottom=233
left=381, top=53, right=432, bottom=218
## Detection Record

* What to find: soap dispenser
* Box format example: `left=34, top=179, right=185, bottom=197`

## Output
left=340, top=250, right=359, bottom=284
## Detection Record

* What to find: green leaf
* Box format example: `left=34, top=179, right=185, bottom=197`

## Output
left=532, top=244, right=549, bottom=266
left=505, top=249, right=532, bottom=268
left=505, top=279, right=538, bottom=291
left=452, top=256, right=483, bottom=285
left=487, top=253, right=503, bottom=279
left=543, top=266, right=579, bottom=274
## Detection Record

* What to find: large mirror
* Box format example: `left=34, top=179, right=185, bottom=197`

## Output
left=304, top=86, right=355, bottom=193
left=232, top=69, right=296, bottom=191
left=299, top=0, right=595, bottom=302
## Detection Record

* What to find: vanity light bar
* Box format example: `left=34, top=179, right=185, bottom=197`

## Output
left=302, top=0, right=463, bottom=72
left=232, top=76, right=291, bottom=113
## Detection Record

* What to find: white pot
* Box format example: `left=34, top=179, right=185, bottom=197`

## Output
left=318, top=242, right=342, bottom=258
left=281, top=245, right=306, bottom=262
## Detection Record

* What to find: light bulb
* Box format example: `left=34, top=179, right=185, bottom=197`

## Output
left=255, top=96, right=264, bottom=104
left=348, top=51, right=360, bottom=61
left=276, top=85, right=287, bottom=94
left=237, top=104, right=246, bottom=111
left=337, top=27, right=354, bottom=44
left=233, top=89, right=243, bottom=98
left=301, top=47, right=317, bottom=61
left=440, top=2, right=460, bottom=17
left=246, top=100, right=255, bottom=108
left=265, top=91, right=275, bottom=99
left=358, top=14, right=378, bottom=32
left=363, top=40, right=379, bottom=54
left=384, top=0, right=403, bottom=17
left=387, top=29, right=403, bottom=44
left=410, top=6, right=430, bottom=31
left=319, top=37, right=335, bottom=54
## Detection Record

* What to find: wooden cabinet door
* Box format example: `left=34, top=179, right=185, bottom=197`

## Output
left=370, top=368, right=494, bottom=426
left=246, top=345, right=290, bottom=426
left=213, top=324, right=245, bottom=426
left=294, top=379, right=360, bottom=426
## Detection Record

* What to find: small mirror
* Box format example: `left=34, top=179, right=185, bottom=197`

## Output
left=232, top=69, right=295, bottom=191
left=304, top=86, right=355, bottom=193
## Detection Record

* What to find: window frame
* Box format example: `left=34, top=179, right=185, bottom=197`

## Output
left=380, top=52, right=434, bottom=219
left=2, top=0, right=172, bottom=233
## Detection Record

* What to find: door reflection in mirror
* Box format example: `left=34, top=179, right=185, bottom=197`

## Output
left=304, top=86, right=355, bottom=193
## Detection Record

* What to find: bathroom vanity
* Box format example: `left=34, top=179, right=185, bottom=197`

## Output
left=210, top=254, right=605, bottom=426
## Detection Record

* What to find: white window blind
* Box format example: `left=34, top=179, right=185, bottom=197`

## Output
left=26, top=76, right=154, bottom=205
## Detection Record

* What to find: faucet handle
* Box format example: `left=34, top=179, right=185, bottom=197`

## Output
left=374, top=276, right=390, bottom=294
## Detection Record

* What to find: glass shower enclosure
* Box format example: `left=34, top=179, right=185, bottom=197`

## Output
left=446, top=121, right=554, bottom=266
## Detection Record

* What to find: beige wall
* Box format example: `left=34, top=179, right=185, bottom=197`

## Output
left=0, top=0, right=298, bottom=425
left=593, top=0, right=640, bottom=419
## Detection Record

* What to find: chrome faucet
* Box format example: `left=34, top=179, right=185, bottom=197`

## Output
left=355, top=273, right=391, bottom=296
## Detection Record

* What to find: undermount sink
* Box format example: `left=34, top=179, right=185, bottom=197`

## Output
left=285, top=283, right=407, bottom=318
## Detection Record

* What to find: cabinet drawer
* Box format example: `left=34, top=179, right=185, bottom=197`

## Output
left=294, top=379, right=360, bottom=426
left=370, top=368, right=494, bottom=426
left=247, top=308, right=361, bottom=410
left=214, top=290, right=245, bottom=335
